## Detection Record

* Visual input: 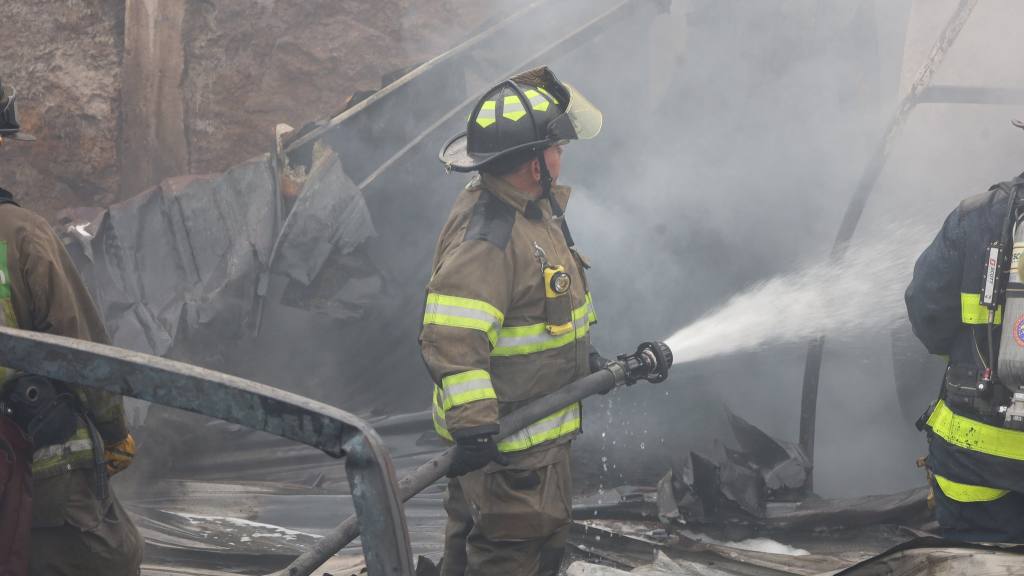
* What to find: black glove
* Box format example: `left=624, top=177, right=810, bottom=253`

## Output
left=589, top=345, right=614, bottom=394
left=447, top=429, right=508, bottom=478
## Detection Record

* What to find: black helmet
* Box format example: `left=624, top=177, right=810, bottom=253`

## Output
left=0, top=79, right=35, bottom=142
left=439, top=66, right=601, bottom=173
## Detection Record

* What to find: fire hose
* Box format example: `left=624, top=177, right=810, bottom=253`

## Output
left=277, top=341, right=673, bottom=576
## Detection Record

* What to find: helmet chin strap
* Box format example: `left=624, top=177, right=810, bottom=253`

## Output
left=537, top=149, right=554, bottom=206
left=537, top=148, right=575, bottom=248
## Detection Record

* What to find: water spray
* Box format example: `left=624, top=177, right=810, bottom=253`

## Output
left=663, top=225, right=932, bottom=367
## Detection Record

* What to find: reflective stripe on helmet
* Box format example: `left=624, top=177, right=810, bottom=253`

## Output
left=934, top=474, right=1009, bottom=502
left=475, top=100, right=497, bottom=128
left=524, top=89, right=551, bottom=112
left=502, top=95, right=527, bottom=121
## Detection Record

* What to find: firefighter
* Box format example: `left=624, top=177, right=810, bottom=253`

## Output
left=0, top=78, right=143, bottom=574
left=906, top=142, right=1024, bottom=542
left=421, top=67, right=607, bottom=574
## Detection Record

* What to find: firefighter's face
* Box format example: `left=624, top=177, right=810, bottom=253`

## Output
left=530, top=143, right=563, bottom=185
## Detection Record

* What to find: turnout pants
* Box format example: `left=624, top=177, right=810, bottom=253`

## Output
left=29, top=469, right=143, bottom=576
left=931, top=476, right=1024, bottom=543
left=441, top=444, right=572, bottom=576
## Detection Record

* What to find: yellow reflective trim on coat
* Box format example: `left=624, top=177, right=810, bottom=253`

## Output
left=497, top=402, right=581, bottom=452
left=475, top=100, right=497, bottom=128
left=933, top=474, right=1009, bottom=503
left=31, top=426, right=95, bottom=475
left=492, top=296, right=595, bottom=357
left=432, top=388, right=454, bottom=442
left=423, top=293, right=504, bottom=345
left=961, top=292, right=1002, bottom=325
left=502, top=95, right=527, bottom=121
left=927, top=400, right=1024, bottom=461
left=441, top=369, right=497, bottom=409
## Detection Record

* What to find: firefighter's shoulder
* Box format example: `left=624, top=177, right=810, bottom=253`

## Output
left=463, top=189, right=514, bottom=250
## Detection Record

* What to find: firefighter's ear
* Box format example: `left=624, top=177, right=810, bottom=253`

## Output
left=529, top=157, right=542, bottom=183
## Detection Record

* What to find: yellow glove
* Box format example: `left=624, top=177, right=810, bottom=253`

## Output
left=104, top=434, right=136, bottom=476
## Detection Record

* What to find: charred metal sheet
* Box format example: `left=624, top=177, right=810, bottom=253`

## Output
left=726, top=412, right=809, bottom=498
left=0, top=326, right=413, bottom=575
left=72, top=156, right=278, bottom=357
left=270, top=147, right=374, bottom=289
left=834, top=537, right=1024, bottom=576
left=763, top=487, right=930, bottom=532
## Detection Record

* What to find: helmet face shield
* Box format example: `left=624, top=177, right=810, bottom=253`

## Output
left=548, top=82, right=603, bottom=141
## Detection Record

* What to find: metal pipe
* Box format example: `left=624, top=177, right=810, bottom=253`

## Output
left=278, top=362, right=630, bottom=576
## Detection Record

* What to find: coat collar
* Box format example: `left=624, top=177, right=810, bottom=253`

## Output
left=475, top=173, right=572, bottom=219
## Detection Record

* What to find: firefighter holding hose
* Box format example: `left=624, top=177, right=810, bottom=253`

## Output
left=0, top=78, right=142, bottom=575
left=422, top=67, right=609, bottom=574
left=907, top=128, right=1024, bottom=542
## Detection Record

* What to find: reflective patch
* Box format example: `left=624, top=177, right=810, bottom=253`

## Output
left=441, top=370, right=496, bottom=409
left=423, top=293, right=504, bottom=346
left=537, top=86, right=559, bottom=104
left=524, top=89, right=550, bottom=112
left=475, top=100, right=497, bottom=128
left=927, top=400, right=1024, bottom=461
left=492, top=294, right=596, bottom=357
left=961, top=292, right=1002, bottom=325
left=498, top=402, right=581, bottom=452
left=0, top=241, right=9, bottom=300
left=934, top=474, right=1009, bottom=502
left=502, top=95, right=527, bottom=122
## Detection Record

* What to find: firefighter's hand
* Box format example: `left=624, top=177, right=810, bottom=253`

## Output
left=448, top=431, right=507, bottom=478
left=105, top=434, right=136, bottom=476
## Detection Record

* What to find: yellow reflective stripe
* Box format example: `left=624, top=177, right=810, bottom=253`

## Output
left=927, top=400, right=1024, bottom=461
left=585, top=292, right=597, bottom=324
left=31, top=427, right=94, bottom=474
left=492, top=297, right=595, bottom=357
left=0, top=241, right=13, bottom=383
left=498, top=402, right=581, bottom=452
left=432, top=388, right=454, bottom=442
left=524, top=89, right=550, bottom=112
left=502, top=95, right=527, bottom=121
left=934, top=474, right=1009, bottom=503
left=961, top=292, right=1002, bottom=325
left=537, top=86, right=559, bottom=104
left=441, top=370, right=496, bottom=409
left=423, top=293, right=504, bottom=345
left=475, top=100, right=497, bottom=128
left=0, top=241, right=10, bottom=300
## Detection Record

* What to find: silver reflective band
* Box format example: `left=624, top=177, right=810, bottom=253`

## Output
left=442, top=376, right=494, bottom=407
left=32, top=437, right=93, bottom=463
left=498, top=402, right=581, bottom=452
left=494, top=313, right=591, bottom=350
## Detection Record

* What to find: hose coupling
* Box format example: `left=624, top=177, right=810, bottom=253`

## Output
left=618, top=341, right=673, bottom=384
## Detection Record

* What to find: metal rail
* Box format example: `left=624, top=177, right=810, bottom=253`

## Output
left=0, top=326, right=413, bottom=576
left=281, top=366, right=622, bottom=575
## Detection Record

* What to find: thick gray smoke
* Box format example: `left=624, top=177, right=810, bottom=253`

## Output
left=665, top=224, right=931, bottom=364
